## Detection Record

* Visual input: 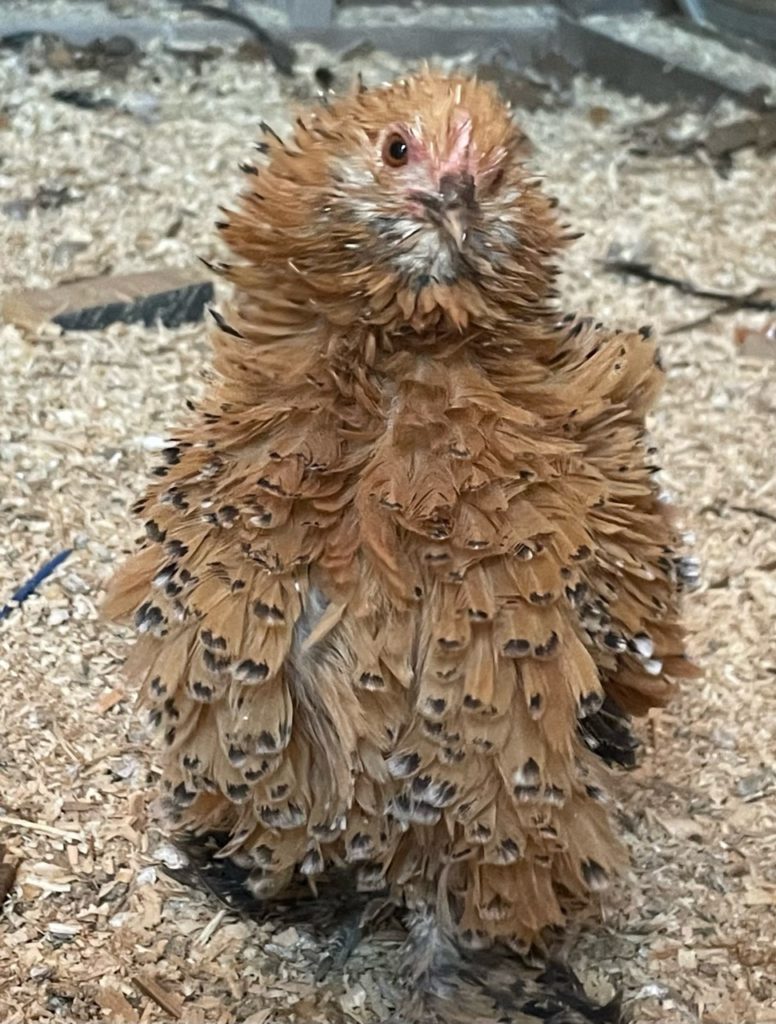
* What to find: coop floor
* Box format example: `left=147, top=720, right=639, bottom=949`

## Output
left=1, top=23, right=775, bottom=1024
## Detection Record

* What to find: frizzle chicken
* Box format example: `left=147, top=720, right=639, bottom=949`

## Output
left=105, top=72, right=698, bottom=1022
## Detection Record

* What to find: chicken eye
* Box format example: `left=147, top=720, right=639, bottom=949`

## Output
left=383, top=133, right=409, bottom=168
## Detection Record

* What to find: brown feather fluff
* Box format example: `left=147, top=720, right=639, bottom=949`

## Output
left=105, top=70, right=697, bottom=1012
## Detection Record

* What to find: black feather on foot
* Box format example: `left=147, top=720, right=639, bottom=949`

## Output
left=396, top=909, right=624, bottom=1024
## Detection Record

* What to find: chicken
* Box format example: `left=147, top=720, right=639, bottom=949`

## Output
left=104, top=71, right=698, bottom=1020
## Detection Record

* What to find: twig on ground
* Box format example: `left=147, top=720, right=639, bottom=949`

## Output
left=602, top=259, right=776, bottom=333
left=180, top=1, right=296, bottom=75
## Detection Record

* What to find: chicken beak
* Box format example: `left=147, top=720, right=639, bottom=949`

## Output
left=438, top=172, right=475, bottom=251
left=411, top=172, right=475, bottom=250
left=439, top=206, right=468, bottom=250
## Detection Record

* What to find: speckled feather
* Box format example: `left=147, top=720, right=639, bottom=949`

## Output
left=104, top=70, right=697, bottom=1011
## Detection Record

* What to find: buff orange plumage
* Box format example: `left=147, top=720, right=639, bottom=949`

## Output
left=104, top=71, right=698, bottom=1022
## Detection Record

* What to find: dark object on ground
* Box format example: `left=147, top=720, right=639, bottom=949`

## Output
left=51, top=88, right=115, bottom=110
left=1, top=185, right=81, bottom=220
left=163, top=42, right=223, bottom=73
left=0, top=549, right=73, bottom=622
left=72, top=34, right=141, bottom=77
left=603, top=258, right=776, bottom=311
left=1, top=31, right=140, bottom=78
left=2, top=268, right=215, bottom=333
left=604, top=257, right=776, bottom=334
left=626, top=106, right=776, bottom=171
left=703, top=110, right=776, bottom=160
left=0, top=31, right=39, bottom=50
left=0, top=846, right=20, bottom=906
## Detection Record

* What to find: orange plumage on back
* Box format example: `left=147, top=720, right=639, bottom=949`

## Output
left=105, top=71, right=697, bottom=1020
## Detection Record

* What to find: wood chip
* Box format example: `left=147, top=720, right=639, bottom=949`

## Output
left=95, top=687, right=128, bottom=713
left=0, top=815, right=84, bottom=841
left=94, top=986, right=140, bottom=1023
left=735, top=321, right=776, bottom=360
left=132, top=973, right=184, bottom=1020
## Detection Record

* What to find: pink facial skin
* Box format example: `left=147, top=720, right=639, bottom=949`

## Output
left=379, top=110, right=511, bottom=227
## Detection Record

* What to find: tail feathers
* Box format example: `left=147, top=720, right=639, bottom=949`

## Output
left=401, top=909, right=623, bottom=1024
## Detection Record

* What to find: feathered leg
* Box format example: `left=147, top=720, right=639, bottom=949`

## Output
left=315, top=894, right=395, bottom=981
left=160, top=831, right=395, bottom=978
left=395, top=908, right=624, bottom=1024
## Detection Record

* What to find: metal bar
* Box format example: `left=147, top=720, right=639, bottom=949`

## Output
left=558, top=15, right=771, bottom=107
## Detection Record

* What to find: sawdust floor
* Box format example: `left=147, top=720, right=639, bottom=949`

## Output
left=1, top=26, right=775, bottom=1024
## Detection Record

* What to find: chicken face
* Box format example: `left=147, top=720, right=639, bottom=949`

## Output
left=220, top=72, right=566, bottom=332
left=326, top=84, right=528, bottom=289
